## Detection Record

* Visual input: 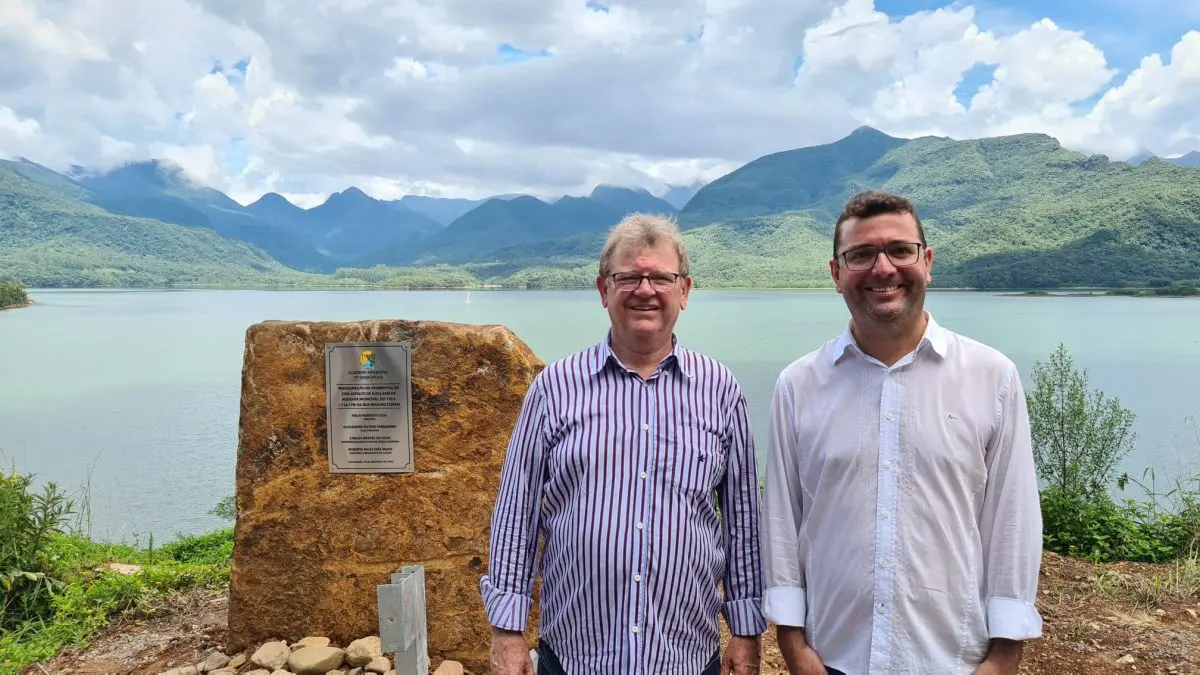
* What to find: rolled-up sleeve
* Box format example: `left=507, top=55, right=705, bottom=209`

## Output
left=760, top=373, right=808, bottom=627
left=719, top=386, right=768, bottom=636
left=980, top=365, right=1044, bottom=640
left=479, top=377, right=549, bottom=632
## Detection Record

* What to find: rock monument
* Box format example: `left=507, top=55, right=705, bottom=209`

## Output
left=226, top=319, right=544, bottom=673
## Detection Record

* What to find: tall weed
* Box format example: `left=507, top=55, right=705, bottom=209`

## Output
left=0, top=465, right=74, bottom=630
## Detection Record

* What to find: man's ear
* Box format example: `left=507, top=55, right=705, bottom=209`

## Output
left=829, top=258, right=843, bottom=293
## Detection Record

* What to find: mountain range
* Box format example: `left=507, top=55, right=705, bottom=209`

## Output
left=2, top=127, right=1199, bottom=290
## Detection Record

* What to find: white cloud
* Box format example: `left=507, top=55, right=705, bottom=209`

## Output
left=0, top=0, right=1198, bottom=206
left=1081, top=30, right=1200, bottom=157
left=0, top=0, right=109, bottom=62
left=0, top=106, right=40, bottom=138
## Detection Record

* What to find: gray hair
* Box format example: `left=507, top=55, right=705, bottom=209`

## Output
left=598, top=212, right=691, bottom=278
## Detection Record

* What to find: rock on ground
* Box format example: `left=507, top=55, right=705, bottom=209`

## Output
left=227, top=319, right=543, bottom=674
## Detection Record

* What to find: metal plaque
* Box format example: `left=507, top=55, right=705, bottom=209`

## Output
left=325, top=342, right=414, bottom=473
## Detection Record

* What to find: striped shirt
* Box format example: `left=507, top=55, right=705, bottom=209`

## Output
left=480, top=334, right=767, bottom=674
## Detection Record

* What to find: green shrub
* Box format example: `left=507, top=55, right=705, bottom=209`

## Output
left=1028, top=344, right=1200, bottom=564
left=0, top=457, right=234, bottom=673
left=0, top=558, right=229, bottom=672
left=1040, top=487, right=1194, bottom=563
left=0, top=467, right=74, bottom=630
left=209, top=494, right=235, bottom=522
left=1027, top=343, right=1136, bottom=502
left=157, top=528, right=234, bottom=566
left=0, top=280, right=27, bottom=309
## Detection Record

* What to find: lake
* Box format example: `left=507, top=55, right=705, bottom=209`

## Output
left=1, top=288, right=1197, bottom=544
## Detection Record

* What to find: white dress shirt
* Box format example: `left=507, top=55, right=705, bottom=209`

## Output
left=760, top=312, right=1043, bottom=675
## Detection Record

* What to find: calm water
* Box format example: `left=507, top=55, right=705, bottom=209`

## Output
left=1, top=288, right=1198, bottom=544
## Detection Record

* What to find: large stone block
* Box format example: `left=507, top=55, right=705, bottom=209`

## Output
left=227, top=319, right=544, bottom=673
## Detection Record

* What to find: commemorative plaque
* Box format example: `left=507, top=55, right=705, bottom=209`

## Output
left=325, top=342, right=414, bottom=473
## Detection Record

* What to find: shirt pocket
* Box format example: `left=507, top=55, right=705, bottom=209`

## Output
left=663, top=413, right=726, bottom=496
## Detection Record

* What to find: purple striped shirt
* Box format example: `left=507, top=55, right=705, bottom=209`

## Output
left=480, top=334, right=767, bottom=674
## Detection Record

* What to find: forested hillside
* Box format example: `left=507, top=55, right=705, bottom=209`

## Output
left=0, top=163, right=318, bottom=287
left=2, top=127, right=1198, bottom=290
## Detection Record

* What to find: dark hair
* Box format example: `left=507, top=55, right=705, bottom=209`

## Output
left=832, top=190, right=926, bottom=258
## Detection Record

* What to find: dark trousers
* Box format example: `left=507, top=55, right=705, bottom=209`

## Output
left=537, top=639, right=720, bottom=675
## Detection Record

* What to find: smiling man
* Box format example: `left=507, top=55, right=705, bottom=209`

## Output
left=760, top=190, right=1044, bottom=675
left=481, top=213, right=767, bottom=675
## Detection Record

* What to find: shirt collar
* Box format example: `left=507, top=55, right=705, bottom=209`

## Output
left=831, top=310, right=949, bottom=365
left=593, top=331, right=693, bottom=379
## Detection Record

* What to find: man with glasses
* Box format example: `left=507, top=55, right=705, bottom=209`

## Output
left=482, top=213, right=767, bottom=674
left=760, top=190, right=1043, bottom=675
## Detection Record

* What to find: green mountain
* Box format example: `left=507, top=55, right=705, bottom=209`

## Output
left=5, top=158, right=92, bottom=200
left=0, top=161, right=313, bottom=287
left=293, top=187, right=442, bottom=259
left=363, top=185, right=676, bottom=266
left=398, top=195, right=492, bottom=225
left=2, top=128, right=1199, bottom=290
left=678, top=126, right=907, bottom=227
left=1168, top=152, right=1200, bottom=168
left=74, top=161, right=333, bottom=271
left=244, top=192, right=310, bottom=235
left=436, top=128, right=1200, bottom=289
left=664, top=130, right=1200, bottom=288
left=75, top=163, right=448, bottom=270
left=660, top=182, right=706, bottom=210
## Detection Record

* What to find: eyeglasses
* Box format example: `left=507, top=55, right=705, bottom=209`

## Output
left=838, top=242, right=925, bottom=271
left=608, top=271, right=683, bottom=291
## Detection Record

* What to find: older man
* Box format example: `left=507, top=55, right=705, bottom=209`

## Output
left=481, top=213, right=767, bottom=675
left=760, top=190, right=1043, bottom=675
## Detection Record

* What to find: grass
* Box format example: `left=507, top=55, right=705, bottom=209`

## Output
left=0, top=531, right=232, bottom=674
left=1093, top=552, right=1200, bottom=609
left=0, top=455, right=233, bottom=675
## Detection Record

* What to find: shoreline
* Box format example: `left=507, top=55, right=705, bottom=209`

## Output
left=0, top=299, right=33, bottom=310
left=999, top=289, right=1200, bottom=299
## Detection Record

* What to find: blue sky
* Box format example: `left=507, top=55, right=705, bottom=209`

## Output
left=494, top=44, right=552, bottom=65
left=874, top=0, right=1195, bottom=77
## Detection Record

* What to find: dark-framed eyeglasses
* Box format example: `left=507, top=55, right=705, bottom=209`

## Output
left=608, top=271, right=683, bottom=291
left=838, top=242, right=925, bottom=271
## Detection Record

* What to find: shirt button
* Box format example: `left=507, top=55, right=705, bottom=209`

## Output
left=642, top=423, right=649, bottom=431
left=639, top=471, right=647, bottom=479
left=632, top=625, right=639, bottom=634
left=636, top=522, right=644, bottom=530
left=634, top=574, right=642, bottom=582
left=878, top=605, right=886, bottom=614
left=883, top=461, right=892, bottom=470
left=886, top=413, right=894, bottom=421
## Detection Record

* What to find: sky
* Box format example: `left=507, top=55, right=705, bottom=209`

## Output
left=0, top=0, right=1197, bottom=208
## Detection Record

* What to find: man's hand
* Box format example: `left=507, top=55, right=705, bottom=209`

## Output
left=490, top=628, right=534, bottom=675
left=721, top=635, right=761, bottom=675
left=776, top=626, right=827, bottom=675
left=973, top=638, right=1023, bottom=675
left=973, top=661, right=1010, bottom=675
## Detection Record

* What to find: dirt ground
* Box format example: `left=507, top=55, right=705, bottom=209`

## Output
left=25, top=552, right=1200, bottom=675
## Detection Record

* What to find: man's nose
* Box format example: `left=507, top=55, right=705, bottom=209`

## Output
left=633, top=277, right=656, bottom=294
left=871, top=250, right=898, bottom=274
